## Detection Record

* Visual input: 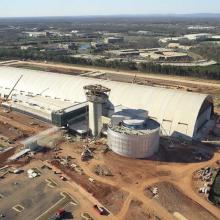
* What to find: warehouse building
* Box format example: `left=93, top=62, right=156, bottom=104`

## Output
left=106, top=49, right=140, bottom=57
left=140, top=49, right=191, bottom=62
left=0, top=66, right=214, bottom=140
left=104, top=37, right=124, bottom=44
left=23, top=31, right=49, bottom=38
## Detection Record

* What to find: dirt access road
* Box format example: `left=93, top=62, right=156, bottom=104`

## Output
left=58, top=141, right=220, bottom=220
left=2, top=60, right=220, bottom=219
left=7, top=60, right=220, bottom=89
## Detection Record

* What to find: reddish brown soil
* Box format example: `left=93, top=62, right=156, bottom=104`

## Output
left=102, top=151, right=173, bottom=186
left=0, top=147, right=16, bottom=164
left=124, top=199, right=162, bottom=220
left=0, top=110, right=50, bottom=133
left=11, top=63, right=87, bottom=76
left=0, top=121, right=30, bottom=141
left=147, top=182, right=218, bottom=220
left=51, top=160, right=128, bottom=215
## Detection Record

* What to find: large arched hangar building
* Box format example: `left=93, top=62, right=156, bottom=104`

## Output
left=0, top=66, right=214, bottom=140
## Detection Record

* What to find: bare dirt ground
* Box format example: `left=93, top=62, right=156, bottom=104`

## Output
left=0, top=147, right=16, bottom=164
left=53, top=138, right=220, bottom=220
left=51, top=159, right=128, bottom=215
left=145, top=181, right=218, bottom=220
left=1, top=60, right=220, bottom=219
left=124, top=199, right=161, bottom=220
left=0, top=108, right=51, bottom=165
left=0, top=108, right=51, bottom=135
left=0, top=120, right=30, bottom=141
left=1, top=120, right=220, bottom=220
left=0, top=107, right=51, bottom=141
left=10, top=62, right=87, bottom=76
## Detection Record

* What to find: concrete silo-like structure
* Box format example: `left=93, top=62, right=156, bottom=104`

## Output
left=107, top=108, right=160, bottom=159
left=84, top=84, right=111, bottom=136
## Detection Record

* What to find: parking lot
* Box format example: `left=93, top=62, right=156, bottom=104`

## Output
left=0, top=162, right=79, bottom=220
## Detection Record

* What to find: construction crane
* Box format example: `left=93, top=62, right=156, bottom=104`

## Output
left=4, top=75, right=23, bottom=102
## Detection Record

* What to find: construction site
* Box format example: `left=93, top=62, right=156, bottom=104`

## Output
left=0, top=60, right=220, bottom=220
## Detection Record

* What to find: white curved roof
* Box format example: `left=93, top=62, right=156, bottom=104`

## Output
left=0, top=66, right=212, bottom=138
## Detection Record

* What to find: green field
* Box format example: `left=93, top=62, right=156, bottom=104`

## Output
left=209, top=171, right=220, bottom=205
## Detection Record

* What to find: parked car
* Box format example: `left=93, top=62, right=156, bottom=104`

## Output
left=59, top=176, right=67, bottom=181
left=93, top=205, right=105, bottom=215
left=48, top=209, right=65, bottom=220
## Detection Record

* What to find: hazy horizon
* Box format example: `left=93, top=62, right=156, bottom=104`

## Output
left=1, top=0, right=220, bottom=18
left=0, top=13, right=220, bottom=19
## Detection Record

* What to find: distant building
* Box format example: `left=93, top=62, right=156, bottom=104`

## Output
left=187, top=25, right=215, bottom=30
left=212, top=35, right=220, bottom=40
left=184, top=33, right=212, bottom=41
left=107, top=49, right=140, bottom=57
left=48, top=30, right=74, bottom=37
left=20, top=45, right=33, bottom=50
left=23, top=31, right=48, bottom=38
left=71, top=30, right=79, bottom=34
left=105, top=58, right=124, bottom=63
left=43, top=44, right=67, bottom=53
left=71, top=54, right=106, bottom=61
left=159, top=33, right=212, bottom=43
left=137, top=30, right=152, bottom=35
left=58, top=43, right=77, bottom=50
left=91, top=42, right=107, bottom=50
left=167, top=43, right=192, bottom=50
left=104, top=37, right=124, bottom=44
left=76, top=33, right=98, bottom=38
left=140, top=49, right=191, bottom=62
left=103, top=32, right=122, bottom=36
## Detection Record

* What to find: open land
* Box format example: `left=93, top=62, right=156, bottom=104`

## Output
left=0, top=59, right=219, bottom=219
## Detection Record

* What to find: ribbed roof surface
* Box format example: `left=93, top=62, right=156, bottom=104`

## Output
left=0, top=66, right=212, bottom=138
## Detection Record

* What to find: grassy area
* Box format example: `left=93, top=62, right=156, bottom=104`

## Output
left=11, top=60, right=220, bottom=84
left=213, top=90, right=220, bottom=108
left=209, top=171, right=220, bottom=206
left=213, top=175, right=220, bottom=195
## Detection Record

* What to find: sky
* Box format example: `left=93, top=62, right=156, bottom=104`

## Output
left=0, top=0, right=220, bottom=17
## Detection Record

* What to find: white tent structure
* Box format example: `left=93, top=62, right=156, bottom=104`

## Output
left=0, top=66, right=214, bottom=139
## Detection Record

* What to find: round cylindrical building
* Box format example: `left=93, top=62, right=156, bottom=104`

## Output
left=107, top=118, right=160, bottom=159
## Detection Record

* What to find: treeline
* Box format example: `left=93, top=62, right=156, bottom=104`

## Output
left=0, top=48, right=220, bottom=80
left=191, top=45, right=220, bottom=62
left=137, top=62, right=220, bottom=80
left=0, top=48, right=68, bottom=61
left=58, top=57, right=220, bottom=80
